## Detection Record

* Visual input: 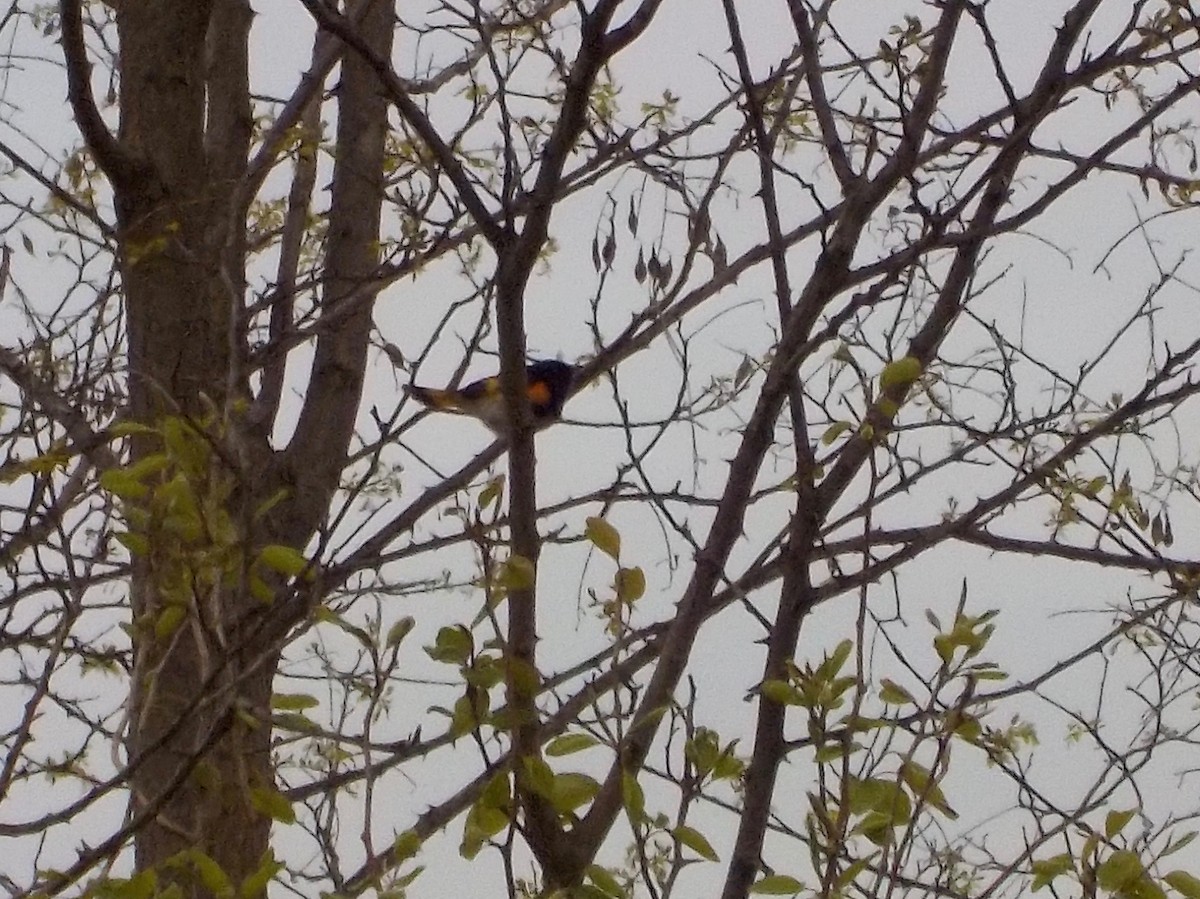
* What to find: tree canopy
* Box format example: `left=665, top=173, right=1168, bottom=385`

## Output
left=3, top=1, right=1200, bottom=897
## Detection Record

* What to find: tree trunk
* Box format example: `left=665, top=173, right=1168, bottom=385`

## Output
left=105, top=0, right=394, bottom=891
left=112, top=0, right=274, bottom=888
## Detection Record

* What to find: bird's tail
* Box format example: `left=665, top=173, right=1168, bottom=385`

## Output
left=403, top=384, right=463, bottom=412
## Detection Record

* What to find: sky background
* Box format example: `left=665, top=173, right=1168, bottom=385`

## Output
left=2, top=0, right=1200, bottom=896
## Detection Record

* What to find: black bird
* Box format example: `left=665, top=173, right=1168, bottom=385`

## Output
left=404, top=359, right=576, bottom=432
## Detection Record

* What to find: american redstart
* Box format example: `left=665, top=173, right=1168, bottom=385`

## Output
left=404, top=359, right=576, bottom=432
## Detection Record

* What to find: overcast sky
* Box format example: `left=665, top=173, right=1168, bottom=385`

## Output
left=3, top=1, right=1200, bottom=895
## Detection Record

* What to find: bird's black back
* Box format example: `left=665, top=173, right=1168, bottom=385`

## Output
left=526, top=359, right=575, bottom=416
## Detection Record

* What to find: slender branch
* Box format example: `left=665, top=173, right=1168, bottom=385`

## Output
left=294, top=0, right=508, bottom=248
left=59, top=0, right=138, bottom=187
left=493, top=0, right=636, bottom=879
left=240, top=26, right=340, bottom=207
left=718, top=1, right=822, bottom=892
left=787, top=0, right=857, bottom=187
left=249, top=43, right=324, bottom=435
left=278, top=0, right=394, bottom=549
left=0, top=346, right=117, bottom=470
left=0, top=140, right=114, bottom=237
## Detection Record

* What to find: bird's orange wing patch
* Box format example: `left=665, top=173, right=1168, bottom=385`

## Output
left=527, top=380, right=552, bottom=406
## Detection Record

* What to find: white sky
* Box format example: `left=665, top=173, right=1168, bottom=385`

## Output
left=3, top=0, right=1200, bottom=896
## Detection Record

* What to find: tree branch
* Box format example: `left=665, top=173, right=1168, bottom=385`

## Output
left=294, top=0, right=508, bottom=248
left=59, top=0, right=138, bottom=187
left=786, top=0, right=857, bottom=187
left=279, top=0, right=394, bottom=547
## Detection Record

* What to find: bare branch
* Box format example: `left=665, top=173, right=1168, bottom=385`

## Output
left=59, top=0, right=139, bottom=187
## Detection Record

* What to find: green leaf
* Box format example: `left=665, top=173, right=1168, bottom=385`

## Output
left=23, top=447, right=71, bottom=475
left=249, top=786, right=295, bottom=824
left=879, top=356, right=922, bottom=391
left=155, top=470, right=196, bottom=510
left=1130, top=877, right=1168, bottom=899
left=836, top=858, right=872, bottom=890
left=879, top=678, right=914, bottom=705
left=1032, top=849, right=1080, bottom=892
left=1165, top=871, right=1200, bottom=899
left=388, top=866, right=425, bottom=894
left=499, top=555, right=536, bottom=590
left=385, top=616, right=415, bottom=649
left=819, top=639, right=854, bottom=680
left=271, top=693, right=319, bottom=711
left=450, top=694, right=482, bottom=737
left=969, top=666, right=1009, bottom=681
left=855, top=810, right=896, bottom=846
left=248, top=575, right=275, bottom=605
left=933, top=634, right=955, bottom=665
left=273, top=712, right=317, bottom=734
left=522, top=756, right=556, bottom=798
left=953, top=714, right=982, bottom=742
left=115, top=531, right=150, bottom=556
left=463, top=654, right=502, bottom=691
left=425, top=626, right=473, bottom=664
left=621, top=770, right=645, bottom=820
left=820, top=421, right=852, bottom=445
left=470, top=804, right=510, bottom=841
left=1083, top=831, right=1100, bottom=864
left=1097, top=850, right=1145, bottom=892
left=239, top=851, right=283, bottom=899
left=252, top=488, right=290, bottom=523
left=900, top=760, right=957, bottom=819
left=1107, top=808, right=1138, bottom=838
left=460, top=801, right=509, bottom=859
left=95, top=871, right=158, bottom=899
left=550, top=771, right=600, bottom=814
left=190, top=851, right=234, bottom=899
left=546, top=733, right=600, bottom=756
left=586, top=516, right=621, bottom=560
left=478, top=476, right=504, bottom=510
left=814, top=744, right=844, bottom=764
left=393, top=830, right=422, bottom=863
left=479, top=770, right=510, bottom=811
left=674, top=824, right=719, bottom=861
left=99, top=469, right=151, bottom=500
left=712, top=745, right=745, bottom=780
left=108, top=420, right=160, bottom=438
left=846, top=776, right=911, bottom=824
left=586, top=865, right=625, bottom=898
left=1163, top=832, right=1198, bottom=858
left=846, top=777, right=881, bottom=814
left=615, top=566, right=646, bottom=602
left=155, top=605, right=187, bottom=640
left=750, top=874, right=804, bottom=895
left=685, top=728, right=720, bottom=775
left=124, top=452, right=173, bottom=482
left=257, top=544, right=309, bottom=578
left=760, top=679, right=802, bottom=706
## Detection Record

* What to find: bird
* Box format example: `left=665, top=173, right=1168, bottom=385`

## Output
left=403, top=359, right=576, bottom=433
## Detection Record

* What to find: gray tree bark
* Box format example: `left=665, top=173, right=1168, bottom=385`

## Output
left=63, top=0, right=394, bottom=891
